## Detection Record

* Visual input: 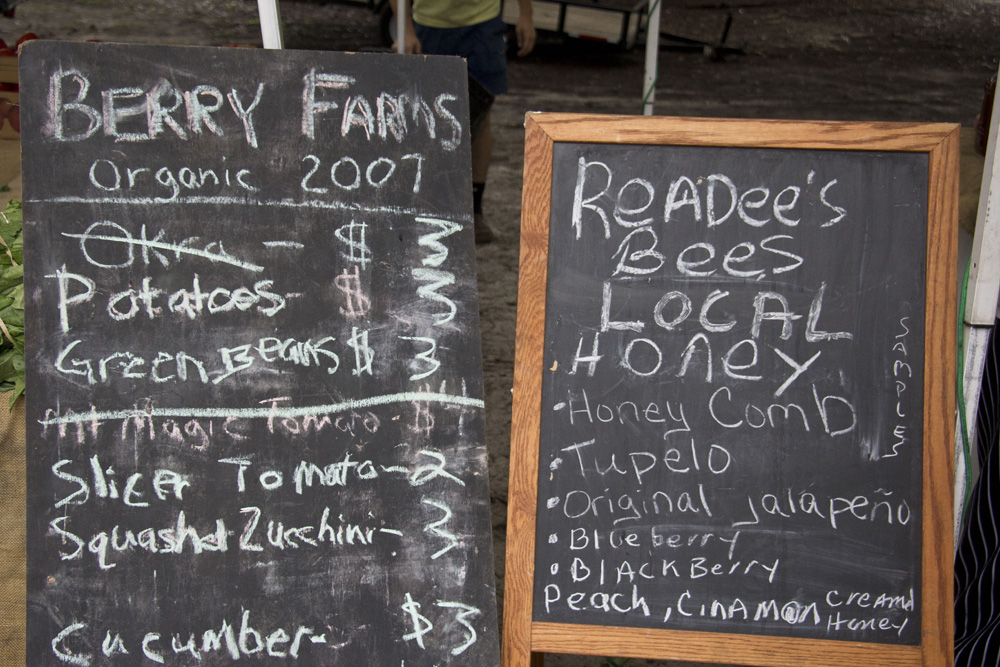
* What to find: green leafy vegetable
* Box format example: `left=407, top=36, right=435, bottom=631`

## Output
left=0, top=199, right=24, bottom=408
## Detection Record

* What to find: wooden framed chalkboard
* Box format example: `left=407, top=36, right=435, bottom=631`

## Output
left=21, top=41, right=500, bottom=665
left=502, top=114, right=958, bottom=667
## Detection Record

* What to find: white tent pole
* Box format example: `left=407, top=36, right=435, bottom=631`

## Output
left=257, top=0, right=284, bottom=49
left=397, top=0, right=407, bottom=54
left=642, top=0, right=662, bottom=115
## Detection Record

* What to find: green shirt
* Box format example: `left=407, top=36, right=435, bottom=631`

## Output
left=413, top=0, right=501, bottom=28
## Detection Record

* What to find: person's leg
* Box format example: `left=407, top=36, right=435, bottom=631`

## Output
left=471, top=111, right=494, bottom=243
left=416, top=17, right=506, bottom=243
left=466, top=16, right=508, bottom=243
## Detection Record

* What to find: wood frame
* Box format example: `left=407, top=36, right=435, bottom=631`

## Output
left=502, top=113, right=959, bottom=667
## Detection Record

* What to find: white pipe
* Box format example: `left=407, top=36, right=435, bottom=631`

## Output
left=397, top=0, right=407, bottom=54
left=257, top=0, right=284, bottom=49
left=642, top=0, right=662, bottom=115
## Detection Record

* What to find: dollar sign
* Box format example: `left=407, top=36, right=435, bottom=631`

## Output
left=401, top=592, right=434, bottom=649
left=334, top=265, right=370, bottom=318
left=348, top=326, right=374, bottom=376
left=335, top=219, right=371, bottom=267
left=409, top=383, right=434, bottom=437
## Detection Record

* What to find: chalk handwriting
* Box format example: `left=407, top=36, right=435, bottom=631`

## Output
left=46, top=68, right=265, bottom=146
left=62, top=221, right=262, bottom=271
left=532, top=142, right=921, bottom=645
left=39, top=391, right=483, bottom=427
left=51, top=612, right=327, bottom=664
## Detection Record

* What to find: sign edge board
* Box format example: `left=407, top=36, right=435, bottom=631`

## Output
left=502, top=112, right=958, bottom=667
left=20, top=40, right=500, bottom=666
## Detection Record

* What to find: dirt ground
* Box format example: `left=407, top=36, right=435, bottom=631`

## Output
left=3, top=0, right=999, bottom=665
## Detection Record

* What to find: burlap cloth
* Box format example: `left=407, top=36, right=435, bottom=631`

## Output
left=0, top=395, right=24, bottom=665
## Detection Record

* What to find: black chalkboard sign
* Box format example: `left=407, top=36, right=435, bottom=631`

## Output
left=502, top=114, right=957, bottom=667
left=21, top=41, right=499, bottom=665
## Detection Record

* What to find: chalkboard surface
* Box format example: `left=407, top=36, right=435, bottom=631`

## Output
left=503, top=114, right=957, bottom=667
left=536, top=141, right=926, bottom=641
left=21, top=41, right=499, bottom=665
